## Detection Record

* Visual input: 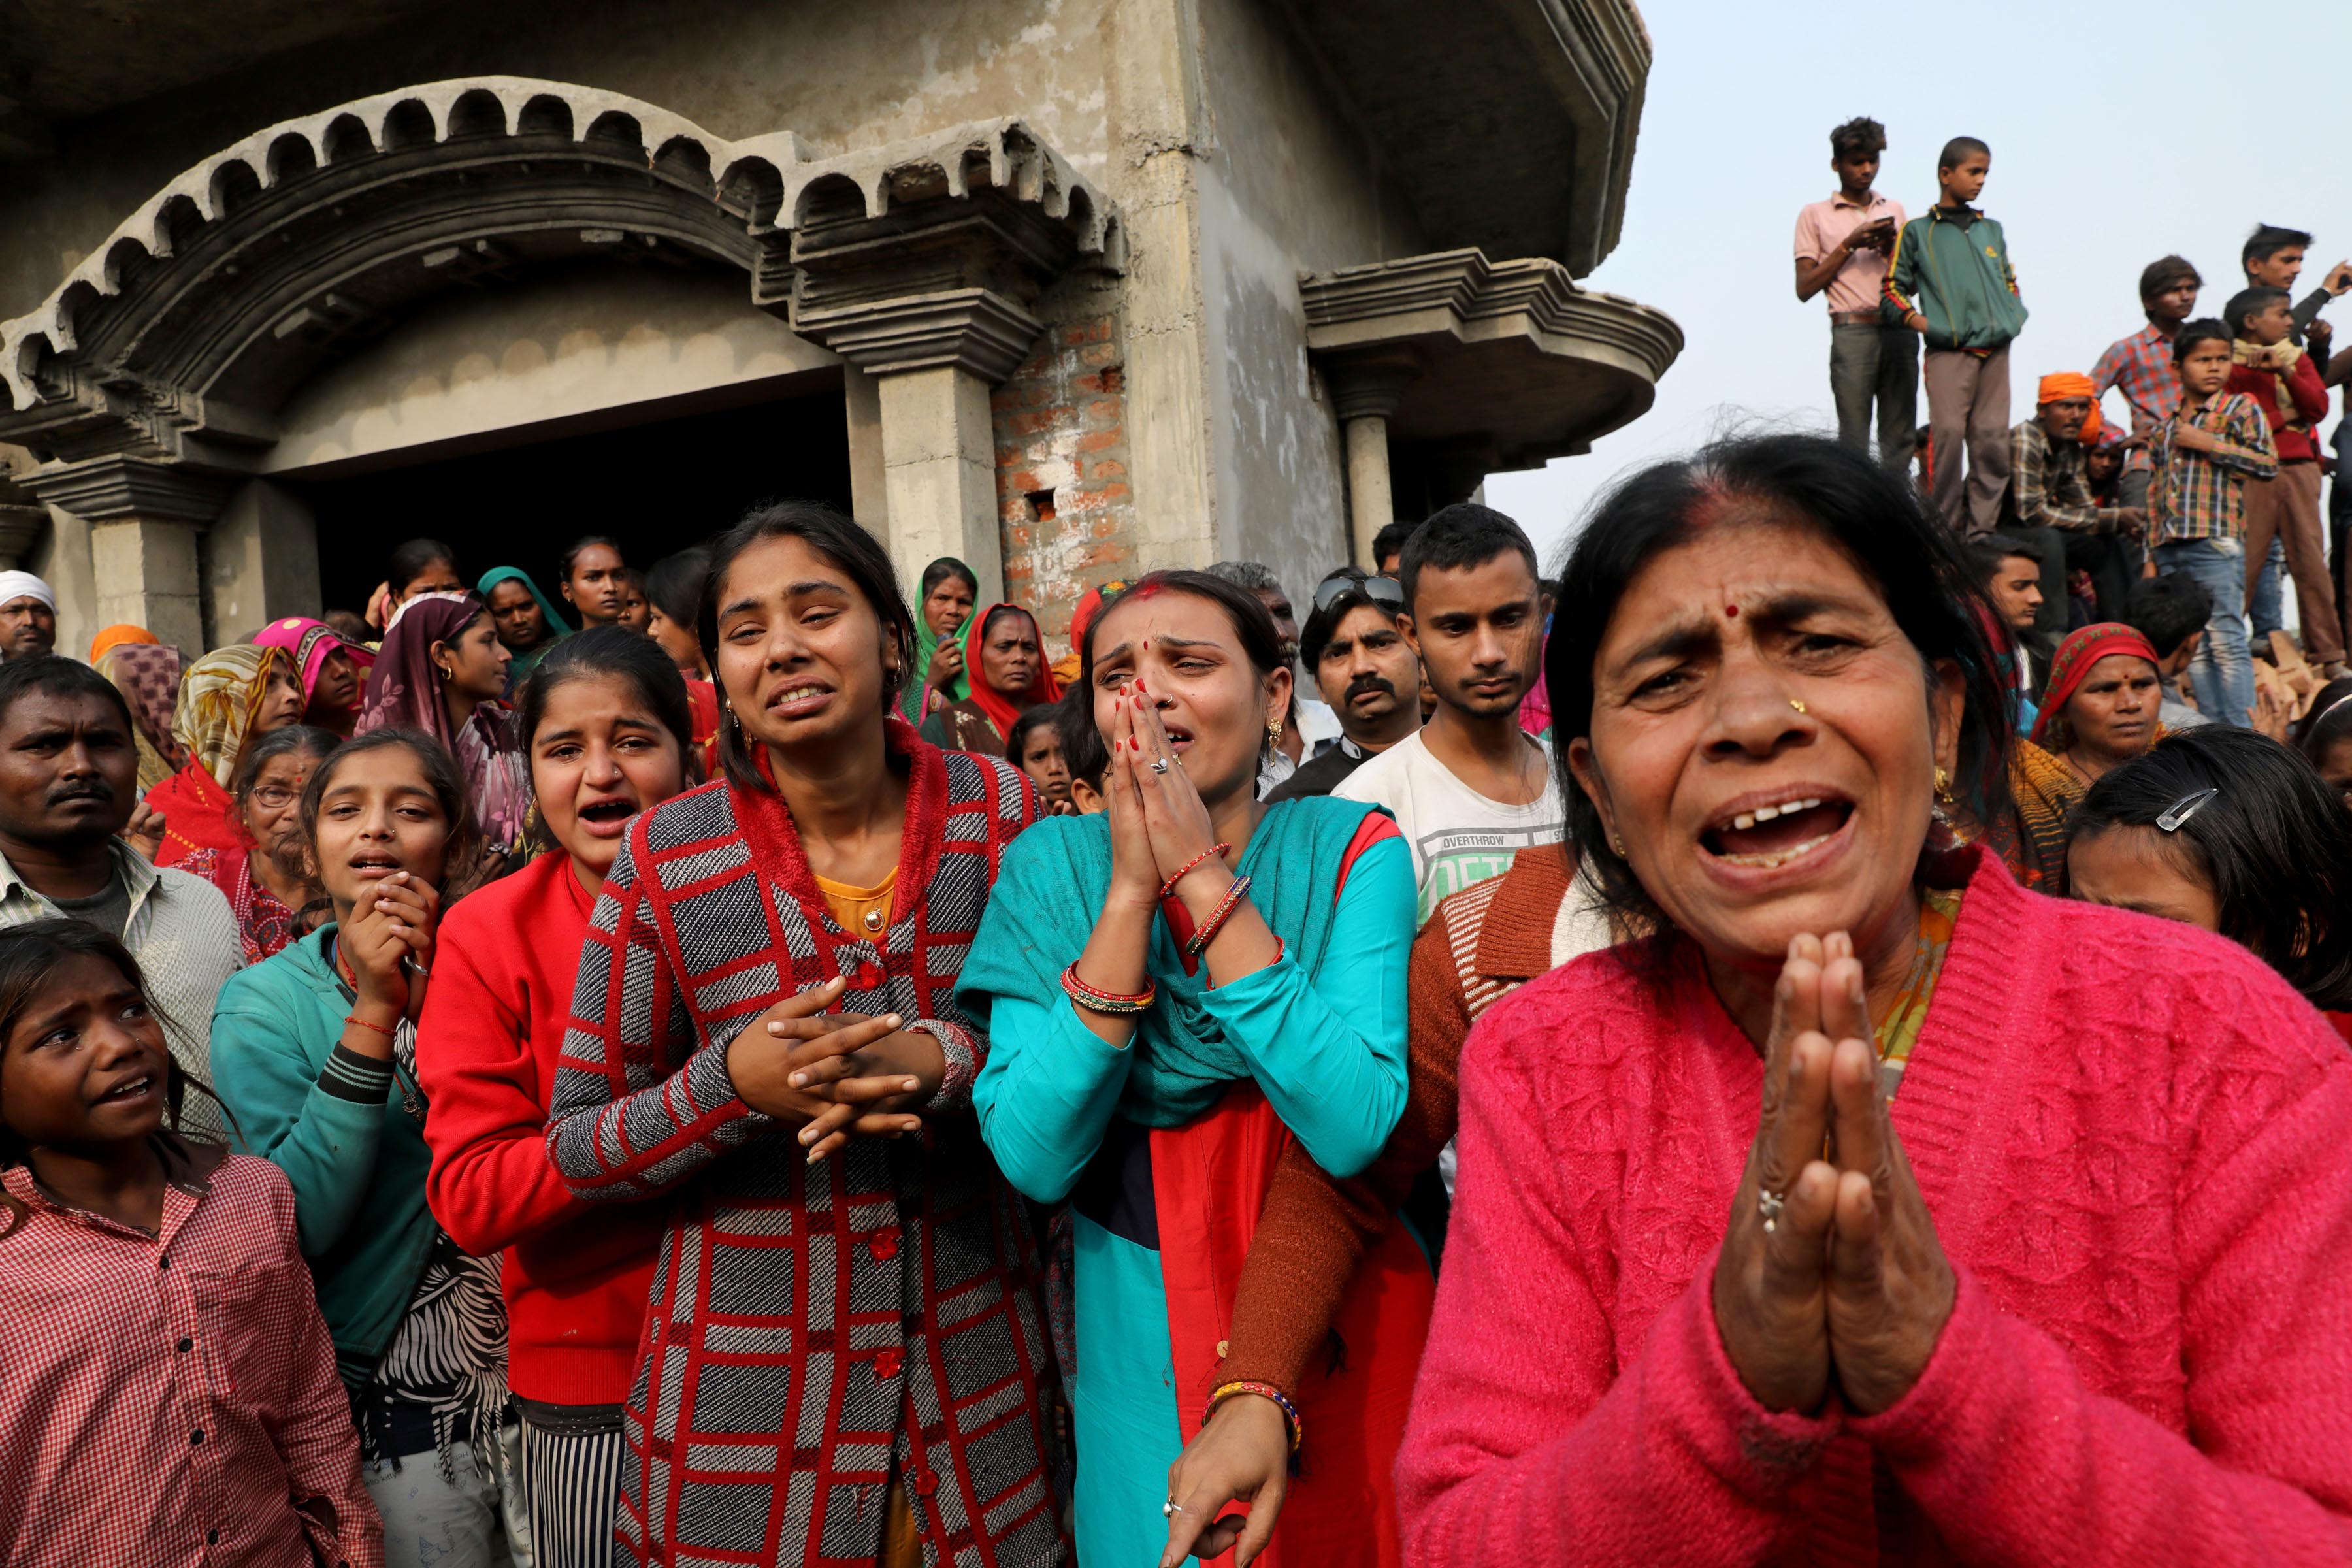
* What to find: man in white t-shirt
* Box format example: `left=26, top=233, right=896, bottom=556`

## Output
left=1336, top=503, right=1561, bottom=926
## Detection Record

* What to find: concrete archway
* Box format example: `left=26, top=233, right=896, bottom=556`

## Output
left=0, top=77, right=1119, bottom=646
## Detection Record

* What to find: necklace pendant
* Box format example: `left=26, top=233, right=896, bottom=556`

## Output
left=862, top=907, right=884, bottom=932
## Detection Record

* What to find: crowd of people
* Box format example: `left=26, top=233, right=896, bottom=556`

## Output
left=1, top=116, right=2350, bottom=1568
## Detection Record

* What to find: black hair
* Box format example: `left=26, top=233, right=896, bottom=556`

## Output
left=2071, top=726, right=2352, bottom=1011
left=1829, top=116, right=1886, bottom=157
left=2138, top=254, right=2201, bottom=302
left=2242, top=224, right=2313, bottom=271
left=0, top=655, right=135, bottom=740
left=233, top=725, right=341, bottom=798
left=1078, top=568, right=1286, bottom=689
left=1370, top=517, right=1419, bottom=569
left=1054, top=683, right=1109, bottom=792
left=2171, top=318, right=2232, bottom=361
left=1937, top=135, right=1989, bottom=171
left=1005, top=703, right=1062, bottom=773
left=2123, top=573, right=2212, bottom=664
left=919, top=557, right=980, bottom=599
left=981, top=604, right=1036, bottom=645
left=643, top=549, right=710, bottom=632
left=2296, top=677, right=2352, bottom=770
left=1548, top=433, right=2014, bottom=937
left=517, top=624, right=695, bottom=759
left=559, top=535, right=622, bottom=583
left=698, top=501, right=913, bottom=794
left=2224, top=286, right=2292, bottom=340
left=387, top=538, right=456, bottom=593
left=1968, top=538, right=2038, bottom=587
left=324, top=610, right=374, bottom=646
left=298, top=727, right=477, bottom=892
left=1299, top=567, right=1403, bottom=670
left=0, top=918, right=223, bottom=1234
left=1398, top=502, right=1540, bottom=610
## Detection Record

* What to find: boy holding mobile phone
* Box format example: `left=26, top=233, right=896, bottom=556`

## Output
left=1793, top=116, right=1913, bottom=473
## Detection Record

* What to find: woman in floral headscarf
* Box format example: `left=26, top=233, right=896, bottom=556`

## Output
left=145, top=645, right=305, bottom=865
left=253, top=615, right=372, bottom=736
left=357, top=589, right=532, bottom=872
left=93, top=640, right=189, bottom=795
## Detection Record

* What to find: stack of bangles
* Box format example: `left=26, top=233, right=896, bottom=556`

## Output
left=1205, top=1380, right=1302, bottom=1455
left=1062, top=963, right=1156, bottom=1015
left=1181, top=874, right=1252, bottom=961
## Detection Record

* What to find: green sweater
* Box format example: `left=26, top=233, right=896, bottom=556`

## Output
left=1884, top=204, right=2029, bottom=351
left=210, top=924, right=438, bottom=1388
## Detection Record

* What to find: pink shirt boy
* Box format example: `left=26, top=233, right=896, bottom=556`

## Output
left=1794, top=189, right=1908, bottom=315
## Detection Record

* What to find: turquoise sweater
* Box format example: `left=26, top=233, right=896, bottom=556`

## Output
left=210, top=924, right=438, bottom=1388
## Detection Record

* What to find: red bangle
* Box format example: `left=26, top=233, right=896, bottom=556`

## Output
left=1158, top=842, right=1230, bottom=901
left=1061, top=962, right=1156, bottom=1016
left=1182, top=874, right=1252, bottom=960
left=343, top=1012, right=397, bottom=1038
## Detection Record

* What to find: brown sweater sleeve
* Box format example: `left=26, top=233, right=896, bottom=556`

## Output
left=1217, top=911, right=1471, bottom=1394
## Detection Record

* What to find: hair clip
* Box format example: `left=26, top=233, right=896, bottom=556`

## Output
left=2155, top=787, right=2218, bottom=832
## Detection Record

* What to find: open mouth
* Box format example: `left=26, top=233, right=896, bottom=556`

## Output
left=1160, top=721, right=1196, bottom=752
left=1699, top=791, right=1856, bottom=872
left=767, top=681, right=832, bottom=719
left=348, top=853, right=402, bottom=880
left=97, top=1072, right=155, bottom=1106
left=577, top=796, right=639, bottom=836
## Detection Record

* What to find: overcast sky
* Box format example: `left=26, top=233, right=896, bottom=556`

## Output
left=1486, top=0, right=2352, bottom=568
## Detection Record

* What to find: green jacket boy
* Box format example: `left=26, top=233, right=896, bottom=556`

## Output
left=1884, top=205, right=2029, bottom=351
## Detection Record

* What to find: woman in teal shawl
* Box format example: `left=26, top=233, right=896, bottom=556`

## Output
left=962, top=570, right=1418, bottom=1568
left=899, top=556, right=977, bottom=725
left=478, top=565, right=572, bottom=691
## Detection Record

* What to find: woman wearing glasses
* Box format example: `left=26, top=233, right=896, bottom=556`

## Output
left=174, top=727, right=340, bottom=964
left=2069, top=723, right=2352, bottom=1038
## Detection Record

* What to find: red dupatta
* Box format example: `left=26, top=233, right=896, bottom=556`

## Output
left=961, top=603, right=1062, bottom=743
left=147, top=762, right=242, bottom=867
left=1148, top=813, right=1431, bottom=1568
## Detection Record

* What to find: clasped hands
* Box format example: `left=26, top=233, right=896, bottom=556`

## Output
left=726, top=977, right=945, bottom=1164
left=1713, top=932, right=1955, bottom=1418
left=1103, top=674, right=1230, bottom=913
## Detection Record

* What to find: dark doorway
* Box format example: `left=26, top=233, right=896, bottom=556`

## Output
left=291, top=387, right=853, bottom=615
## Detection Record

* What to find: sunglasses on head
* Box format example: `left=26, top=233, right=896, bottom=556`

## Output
left=1312, top=572, right=1405, bottom=615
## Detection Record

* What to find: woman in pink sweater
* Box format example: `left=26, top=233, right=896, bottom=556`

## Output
left=416, top=627, right=696, bottom=1568
left=1396, top=433, right=2352, bottom=1565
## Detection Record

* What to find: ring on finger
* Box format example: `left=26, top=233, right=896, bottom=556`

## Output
left=1149, top=757, right=1171, bottom=774
left=1757, top=1188, right=1786, bottom=1233
left=1163, top=1500, right=1187, bottom=1518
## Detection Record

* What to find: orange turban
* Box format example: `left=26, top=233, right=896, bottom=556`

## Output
left=2036, top=372, right=2102, bottom=445
left=88, top=624, right=160, bottom=662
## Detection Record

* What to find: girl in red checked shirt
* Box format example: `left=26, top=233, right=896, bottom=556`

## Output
left=416, top=627, right=696, bottom=1568
left=0, top=918, right=380, bottom=1568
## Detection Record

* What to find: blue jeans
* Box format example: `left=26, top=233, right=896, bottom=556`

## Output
left=2155, top=538, right=2253, bottom=728
left=2249, top=534, right=2286, bottom=647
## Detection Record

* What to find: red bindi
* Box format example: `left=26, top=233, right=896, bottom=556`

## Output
left=1724, top=604, right=1739, bottom=618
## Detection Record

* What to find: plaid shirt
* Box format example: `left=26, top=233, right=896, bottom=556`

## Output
left=0, top=1141, right=381, bottom=1568
left=2091, top=323, right=2183, bottom=475
left=546, top=728, right=1066, bottom=1568
left=2008, top=419, right=2117, bottom=534
left=2149, top=391, right=2278, bottom=545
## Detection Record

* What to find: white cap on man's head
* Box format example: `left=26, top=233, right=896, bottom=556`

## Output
left=0, top=571, right=55, bottom=611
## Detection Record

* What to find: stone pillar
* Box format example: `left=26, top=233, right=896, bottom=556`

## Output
left=796, top=289, right=1043, bottom=607
left=206, top=478, right=323, bottom=642
left=20, top=457, right=230, bottom=655
left=1324, top=355, right=1420, bottom=568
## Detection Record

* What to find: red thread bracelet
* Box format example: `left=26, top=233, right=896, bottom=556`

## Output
left=1158, top=842, right=1230, bottom=901
left=343, top=1013, right=397, bottom=1038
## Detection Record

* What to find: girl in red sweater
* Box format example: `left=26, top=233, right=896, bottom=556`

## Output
left=1398, top=433, right=2352, bottom=1565
left=416, top=627, right=696, bottom=1568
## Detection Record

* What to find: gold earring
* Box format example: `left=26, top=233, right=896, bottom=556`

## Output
left=1934, top=766, right=1954, bottom=804
left=1610, top=832, right=1626, bottom=857
left=1789, top=698, right=1808, bottom=715
left=1267, top=719, right=1283, bottom=746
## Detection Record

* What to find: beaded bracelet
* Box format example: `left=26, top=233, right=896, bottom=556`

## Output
left=1205, top=1379, right=1302, bottom=1454
left=1181, top=875, right=1252, bottom=960
left=1158, top=842, right=1231, bottom=901
left=1061, top=962, right=1156, bottom=1016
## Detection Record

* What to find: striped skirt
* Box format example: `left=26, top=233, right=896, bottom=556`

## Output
left=517, top=1409, right=627, bottom=1568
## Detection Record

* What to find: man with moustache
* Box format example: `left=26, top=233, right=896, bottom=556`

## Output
left=0, top=571, right=57, bottom=661
left=0, top=657, right=240, bottom=1131
left=1267, top=568, right=1423, bottom=801
left=1336, top=504, right=1562, bottom=926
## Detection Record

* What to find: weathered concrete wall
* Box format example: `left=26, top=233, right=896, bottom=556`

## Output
left=205, top=478, right=321, bottom=642
left=0, top=0, right=1120, bottom=323
left=1189, top=0, right=1431, bottom=604
left=264, top=267, right=838, bottom=476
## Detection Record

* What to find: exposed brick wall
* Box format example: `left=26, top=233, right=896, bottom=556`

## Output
left=993, top=276, right=1136, bottom=653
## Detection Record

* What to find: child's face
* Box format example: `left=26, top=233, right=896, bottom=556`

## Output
left=308, top=749, right=453, bottom=912
left=2147, top=278, right=2199, bottom=322
left=2242, top=299, right=2296, bottom=347
left=2179, top=338, right=2234, bottom=398
left=1831, top=148, right=1879, bottom=194
left=1, top=951, right=169, bottom=1151
left=1940, top=155, right=1989, bottom=204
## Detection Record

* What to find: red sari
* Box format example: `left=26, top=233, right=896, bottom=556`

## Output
left=147, top=763, right=242, bottom=867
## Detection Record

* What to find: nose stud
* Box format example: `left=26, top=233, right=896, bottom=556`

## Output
left=1789, top=698, right=1808, bottom=715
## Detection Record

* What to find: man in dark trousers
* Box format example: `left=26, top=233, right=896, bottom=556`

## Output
left=1793, top=116, right=1912, bottom=472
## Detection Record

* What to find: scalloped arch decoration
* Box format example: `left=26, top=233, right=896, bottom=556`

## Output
left=0, top=76, right=1122, bottom=420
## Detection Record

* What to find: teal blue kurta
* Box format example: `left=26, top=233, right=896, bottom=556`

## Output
left=963, top=798, right=1414, bottom=1564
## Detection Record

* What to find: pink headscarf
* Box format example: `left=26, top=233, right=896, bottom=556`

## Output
left=253, top=615, right=372, bottom=704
